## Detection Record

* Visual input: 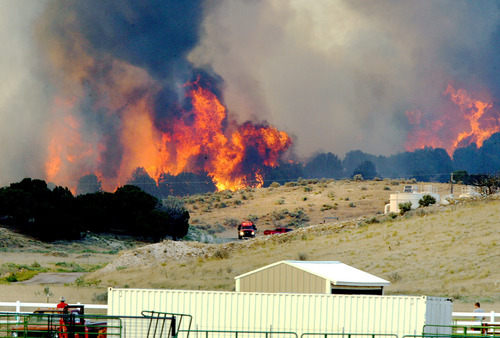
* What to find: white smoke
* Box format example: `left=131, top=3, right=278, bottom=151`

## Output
left=189, top=0, right=500, bottom=158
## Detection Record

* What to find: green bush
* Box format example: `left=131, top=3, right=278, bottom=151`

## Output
left=419, top=195, right=436, bottom=207
left=320, top=204, right=333, bottom=211
left=399, top=202, right=412, bottom=215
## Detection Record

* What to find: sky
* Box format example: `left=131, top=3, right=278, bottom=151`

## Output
left=0, top=0, right=498, bottom=187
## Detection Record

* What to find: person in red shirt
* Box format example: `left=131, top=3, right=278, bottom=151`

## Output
left=57, top=296, right=68, bottom=309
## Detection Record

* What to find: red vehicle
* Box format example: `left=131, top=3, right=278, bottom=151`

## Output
left=263, top=227, right=293, bottom=235
left=10, top=305, right=107, bottom=337
left=238, top=221, right=256, bottom=239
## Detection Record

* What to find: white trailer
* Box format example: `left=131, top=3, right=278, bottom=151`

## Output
left=108, top=288, right=452, bottom=337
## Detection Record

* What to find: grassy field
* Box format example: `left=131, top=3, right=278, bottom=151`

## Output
left=0, top=179, right=498, bottom=313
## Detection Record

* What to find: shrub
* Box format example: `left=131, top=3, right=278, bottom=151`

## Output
left=290, top=208, right=310, bottom=222
left=213, top=248, right=230, bottom=259
left=223, top=218, right=240, bottom=228
left=270, top=182, right=281, bottom=188
left=383, top=186, right=390, bottom=190
left=349, top=202, right=356, bottom=207
left=92, top=292, right=108, bottom=303
left=6, top=275, right=17, bottom=283
left=270, top=209, right=289, bottom=220
left=304, top=186, right=313, bottom=192
left=353, top=174, right=364, bottom=182
left=419, top=195, right=436, bottom=207
left=399, top=202, right=412, bottom=215
left=320, top=204, right=333, bottom=211
left=365, top=216, right=379, bottom=224
left=275, top=198, right=285, bottom=205
left=387, top=272, right=402, bottom=283
left=247, top=214, right=259, bottom=222
left=297, top=252, right=308, bottom=261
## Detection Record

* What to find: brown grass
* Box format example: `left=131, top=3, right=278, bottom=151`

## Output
left=1, top=180, right=499, bottom=313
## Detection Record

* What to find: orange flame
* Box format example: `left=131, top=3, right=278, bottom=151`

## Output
left=405, top=84, right=499, bottom=156
left=43, top=70, right=291, bottom=192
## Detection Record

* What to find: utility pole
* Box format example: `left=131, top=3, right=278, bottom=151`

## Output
left=450, top=172, right=454, bottom=196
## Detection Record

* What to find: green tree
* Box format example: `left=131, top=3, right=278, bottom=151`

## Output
left=304, top=152, right=343, bottom=179
left=159, top=196, right=190, bottom=240
left=352, top=161, right=377, bottom=180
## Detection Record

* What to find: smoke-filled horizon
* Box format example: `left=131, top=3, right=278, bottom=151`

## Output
left=190, top=0, right=500, bottom=156
left=0, top=0, right=499, bottom=189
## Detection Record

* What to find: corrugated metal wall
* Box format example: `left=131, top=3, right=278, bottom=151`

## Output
left=108, top=288, right=452, bottom=337
left=237, top=261, right=327, bottom=293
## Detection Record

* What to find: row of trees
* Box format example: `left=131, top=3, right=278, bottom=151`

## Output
left=0, top=178, right=189, bottom=241
left=71, top=133, right=500, bottom=198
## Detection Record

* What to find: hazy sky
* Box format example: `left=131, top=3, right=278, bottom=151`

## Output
left=0, top=0, right=498, bottom=186
left=190, top=0, right=499, bottom=157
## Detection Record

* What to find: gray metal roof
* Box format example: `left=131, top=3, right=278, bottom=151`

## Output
left=235, top=260, right=390, bottom=287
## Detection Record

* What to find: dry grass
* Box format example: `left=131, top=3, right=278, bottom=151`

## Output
left=92, top=196, right=500, bottom=311
left=1, top=180, right=499, bottom=313
left=186, top=179, right=455, bottom=236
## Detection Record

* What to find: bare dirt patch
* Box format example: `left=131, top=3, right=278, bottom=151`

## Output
left=20, top=272, right=85, bottom=284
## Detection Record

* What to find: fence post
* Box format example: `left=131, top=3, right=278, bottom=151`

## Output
left=16, top=300, right=21, bottom=313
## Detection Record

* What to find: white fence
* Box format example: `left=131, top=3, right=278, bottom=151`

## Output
left=0, top=301, right=107, bottom=314
left=452, top=311, right=500, bottom=325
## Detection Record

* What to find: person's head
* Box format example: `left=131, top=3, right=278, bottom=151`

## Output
left=60, top=297, right=66, bottom=303
left=475, top=302, right=480, bottom=308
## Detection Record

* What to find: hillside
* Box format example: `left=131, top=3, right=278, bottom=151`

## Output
left=87, top=187, right=499, bottom=311
left=183, top=179, right=455, bottom=238
left=0, top=180, right=498, bottom=312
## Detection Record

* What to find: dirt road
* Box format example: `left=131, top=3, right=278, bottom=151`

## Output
left=20, top=273, right=85, bottom=284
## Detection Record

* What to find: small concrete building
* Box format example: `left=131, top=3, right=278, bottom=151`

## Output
left=384, top=185, right=441, bottom=214
left=235, top=260, right=390, bottom=295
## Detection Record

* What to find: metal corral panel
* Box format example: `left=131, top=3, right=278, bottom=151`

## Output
left=237, top=261, right=328, bottom=293
left=108, top=288, right=452, bottom=336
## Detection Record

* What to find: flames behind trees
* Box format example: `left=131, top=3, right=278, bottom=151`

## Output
left=35, top=2, right=291, bottom=193
left=405, top=84, right=499, bottom=156
left=44, top=74, right=292, bottom=192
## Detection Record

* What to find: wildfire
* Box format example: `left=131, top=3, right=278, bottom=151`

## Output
left=44, top=75, right=291, bottom=192
left=405, top=84, right=499, bottom=156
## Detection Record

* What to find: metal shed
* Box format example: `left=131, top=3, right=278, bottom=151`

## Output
left=235, top=260, right=391, bottom=295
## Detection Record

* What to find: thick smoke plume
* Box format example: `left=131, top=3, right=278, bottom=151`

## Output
left=189, top=0, right=500, bottom=157
left=0, top=0, right=498, bottom=190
